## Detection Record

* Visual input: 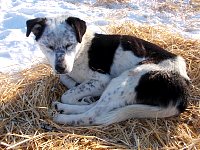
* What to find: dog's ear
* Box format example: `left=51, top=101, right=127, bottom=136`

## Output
left=26, top=18, right=46, bottom=41
left=66, top=17, right=86, bottom=43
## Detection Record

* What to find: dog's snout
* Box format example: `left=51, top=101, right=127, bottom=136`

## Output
left=55, top=63, right=66, bottom=74
left=55, top=52, right=67, bottom=74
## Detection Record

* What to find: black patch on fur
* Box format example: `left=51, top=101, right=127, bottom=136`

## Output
left=60, top=110, right=64, bottom=114
left=120, top=35, right=176, bottom=64
left=88, top=34, right=121, bottom=74
left=26, top=18, right=46, bottom=41
left=88, top=117, right=94, bottom=125
left=88, top=34, right=177, bottom=74
left=135, top=71, right=189, bottom=113
left=54, top=104, right=58, bottom=110
left=66, top=17, right=86, bottom=43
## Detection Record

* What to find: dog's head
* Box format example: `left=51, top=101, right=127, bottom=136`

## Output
left=26, top=16, right=87, bottom=74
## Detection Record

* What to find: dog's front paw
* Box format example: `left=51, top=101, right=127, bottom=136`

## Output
left=53, top=113, right=77, bottom=126
left=60, top=75, right=77, bottom=89
left=80, top=96, right=99, bottom=104
left=53, top=113, right=65, bottom=124
left=52, top=101, right=66, bottom=114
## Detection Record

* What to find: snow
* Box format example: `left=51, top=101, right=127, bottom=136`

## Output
left=0, top=0, right=199, bottom=73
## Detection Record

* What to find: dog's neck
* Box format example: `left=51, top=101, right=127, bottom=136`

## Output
left=74, top=30, right=95, bottom=60
left=67, top=30, right=96, bottom=82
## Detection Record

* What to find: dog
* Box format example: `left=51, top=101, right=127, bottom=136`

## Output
left=26, top=16, right=190, bottom=126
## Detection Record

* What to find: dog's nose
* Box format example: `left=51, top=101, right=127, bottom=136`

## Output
left=55, top=64, right=66, bottom=74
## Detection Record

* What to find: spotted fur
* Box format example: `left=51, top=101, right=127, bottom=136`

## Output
left=26, top=16, right=190, bottom=126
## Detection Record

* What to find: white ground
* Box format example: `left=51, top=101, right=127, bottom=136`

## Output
left=0, top=0, right=199, bottom=73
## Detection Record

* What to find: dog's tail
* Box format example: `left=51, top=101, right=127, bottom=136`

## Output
left=95, top=104, right=179, bottom=125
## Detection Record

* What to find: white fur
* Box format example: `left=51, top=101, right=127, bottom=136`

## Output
left=59, top=74, right=77, bottom=88
left=95, top=104, right=179, bottom=125
left=61, top=74, right=110, bottom=105
left=110, top=45, right=143, bottom=77
left=52, top=101, right=96, bottom=114
left=67, top=31, right=96, bottom=83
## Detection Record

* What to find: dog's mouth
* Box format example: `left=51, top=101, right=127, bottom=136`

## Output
left=55, top=69, right=67, bottom=74
left=54, top=52, right=75, bottom=74
left=55, top=63, right=68, bottom=74
left=54, top=62, right=74, bottom=74
left=55, top=70, right=69, bottom=74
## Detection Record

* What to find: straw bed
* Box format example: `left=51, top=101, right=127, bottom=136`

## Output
left=0, top=23, right=199, bottom=149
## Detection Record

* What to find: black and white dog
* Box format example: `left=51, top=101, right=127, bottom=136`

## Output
left=26, top=16, right=190, bottom=126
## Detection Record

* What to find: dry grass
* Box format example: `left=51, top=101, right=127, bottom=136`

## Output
left=96, top=0, right=130, bottom=4
left=152, top=0, right=200, bottom=13
left=93, top=0, right=130, bottom=7
left=191, top=0, right=200, bottom=12
left=0, top=23, right=200, bottom=149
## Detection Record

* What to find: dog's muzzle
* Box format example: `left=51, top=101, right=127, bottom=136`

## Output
left=55, top=52, right=67, bottom=74
left=55, top=63, right=67, bottom=74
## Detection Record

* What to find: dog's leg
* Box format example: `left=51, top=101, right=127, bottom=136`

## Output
left=53, top=79, right=131, bottom=125
left=53, top=64, right=183, bottom=126
left=61, top=75, right=110, bottom=105
left=52, top=101, right=97, bottom=114
left=60, top=74, right=78, bottom=89
left=53, top=69, right=141, bottom=125
left=53, top=76, right=175, bottom=126
left=94, top=104, right=179, bottom=125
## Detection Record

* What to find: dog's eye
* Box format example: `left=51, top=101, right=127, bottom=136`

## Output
left=48, top=46, right=54, bottom=50
left=65, top=44, right=72, bottom=49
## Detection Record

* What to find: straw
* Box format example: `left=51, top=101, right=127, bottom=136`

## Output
left=0, top=23, right=199, bottom=149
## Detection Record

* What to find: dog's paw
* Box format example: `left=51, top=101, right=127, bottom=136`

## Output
left=52, top=113, right=62, bottom=124
left=79, top=96, right=99, bottom=104
left=51, top=101, right=59, bottom=110
left=60, top=75, right=77, bottom=89
left=53, top=113, right=75, bottom=125
left=51, top=101, right=65, bottom=114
